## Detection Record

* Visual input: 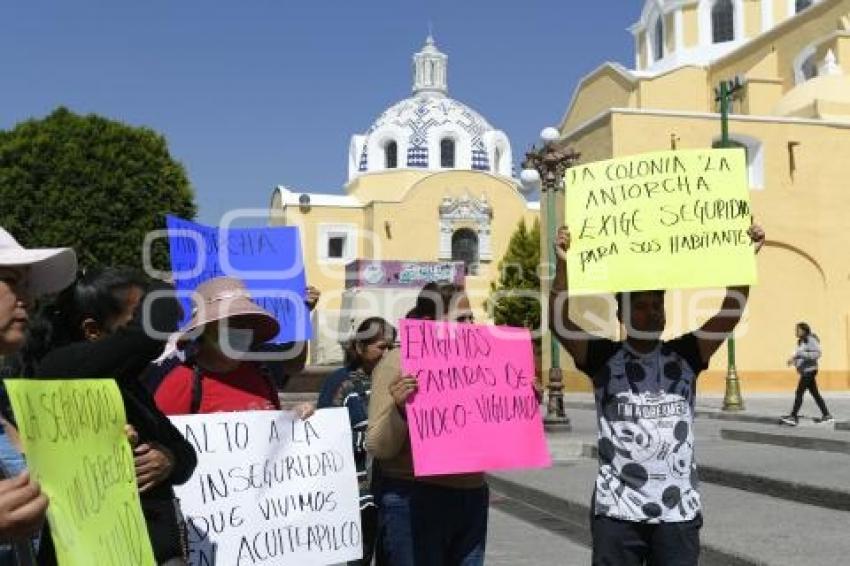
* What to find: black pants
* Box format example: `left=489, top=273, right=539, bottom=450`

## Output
left=591, top=514, right=702, bottom=566
left=792, top=371, right=830, bottom=417
left=350, top=505, right=378, bottom=566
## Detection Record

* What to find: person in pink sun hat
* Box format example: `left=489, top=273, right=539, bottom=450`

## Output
left=154, top=276, right=314, bottom=417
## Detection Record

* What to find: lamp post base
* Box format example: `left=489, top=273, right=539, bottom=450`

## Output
left=722, top=366, right=745, bottom=411
left=544, top=368, right=572, bottom=432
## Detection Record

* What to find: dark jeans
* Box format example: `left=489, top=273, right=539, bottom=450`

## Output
left=377, top=478, right=488, bottom=566
left=350, top=505, right=378, bottom=566
left=591, top=514, right=702, bottom=566
left=141, top=498, right=187, bottom=564
left=792, top=371, right=830, bottom=417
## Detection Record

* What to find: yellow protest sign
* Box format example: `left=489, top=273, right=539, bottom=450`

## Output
left=565, top=148, right=757, bottom=295
left=5, top=379, right=155, bottom=566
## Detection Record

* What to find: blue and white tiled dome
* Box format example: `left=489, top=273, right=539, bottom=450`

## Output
left=348, top=36, right=513, bottom=181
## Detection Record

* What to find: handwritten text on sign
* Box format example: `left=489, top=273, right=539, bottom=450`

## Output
left=400, top=320, right=551, bottom=476
left=5, top=379, right=156, bottom=566
left=565, top=148, right=757, bottom=295
left=166, top=215, right=312, bottom=343
left=170, top=409, right=361, bottom=566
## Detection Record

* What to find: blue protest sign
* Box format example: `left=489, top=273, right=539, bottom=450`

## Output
left=166, top=215, right=312, bottom=343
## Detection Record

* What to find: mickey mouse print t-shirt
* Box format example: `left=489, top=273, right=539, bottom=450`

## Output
left=577, top=333, right=708, bottom=523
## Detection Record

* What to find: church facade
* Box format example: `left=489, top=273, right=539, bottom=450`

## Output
left=557, top=0, right=850, bottom=392
left=269, top=37, right=538, bottom=363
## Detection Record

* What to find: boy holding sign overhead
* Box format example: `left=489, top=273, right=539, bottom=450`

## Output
left=550, top=223, right=764, bottom=566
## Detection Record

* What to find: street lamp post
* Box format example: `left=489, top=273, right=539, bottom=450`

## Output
left=715, top=76, right=746, bottom=412
left=521, top=127, right=580, bottom=432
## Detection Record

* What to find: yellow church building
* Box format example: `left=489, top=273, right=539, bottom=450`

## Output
left=557, top=0, right=850, bottom=392
left=269, top=37, right=539, bottom=363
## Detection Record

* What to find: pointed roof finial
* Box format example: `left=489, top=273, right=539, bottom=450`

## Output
left=820, top=49, right=842, bottom=76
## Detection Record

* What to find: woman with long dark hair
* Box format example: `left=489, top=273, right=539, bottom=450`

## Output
left=318, top=316, right=396, bottom=566
left=31, top=268, right=197, bottom=566
left=367, top=282, right=488, bottom=566
left=781, top=322, right=833, bottom=425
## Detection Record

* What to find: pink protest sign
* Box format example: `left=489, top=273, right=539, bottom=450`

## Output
left=400, top=319, right=552, bottom=476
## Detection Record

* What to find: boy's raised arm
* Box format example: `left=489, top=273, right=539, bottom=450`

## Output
left=549, top=226, right=596, bottom=368
left=696, top=224, right=765, bottom=364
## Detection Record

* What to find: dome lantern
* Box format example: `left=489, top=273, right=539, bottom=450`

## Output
left=413, top=35, right=448, bottom=98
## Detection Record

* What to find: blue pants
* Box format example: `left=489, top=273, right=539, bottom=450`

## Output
left=0, top=427, right=38, bottom=566
left=377, top=479, right=488, bottom=566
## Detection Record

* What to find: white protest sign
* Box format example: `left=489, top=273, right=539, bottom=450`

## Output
left=170, top=409, right=362, bottom=566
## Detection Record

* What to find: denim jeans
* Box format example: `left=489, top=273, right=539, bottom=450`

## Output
left=377, top=478, right=488, bottom=566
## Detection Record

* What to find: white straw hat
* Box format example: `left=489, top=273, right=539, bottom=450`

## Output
left=0, top=227, right=77, bottom=296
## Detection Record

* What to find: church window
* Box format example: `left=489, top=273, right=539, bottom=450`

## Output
left=452, top=228, right=479, bottom=275
left=440, top=138, right=456, bottom=168
left=327, top=236, right=346, bottom=259
left=494, top=147, right=502, bottom=174
left=712, top=0, right=735, bottom=44
left=653, top=16, right=664, bottom=61
left=385, top=141, right=398, bottom=169
left=794, top=45, right=819, bottom=84
left=319, top=224, right=356, bottom=263
left=796, top=0, right=813, bottom=12
left=800, top=52, right=818, bottom=81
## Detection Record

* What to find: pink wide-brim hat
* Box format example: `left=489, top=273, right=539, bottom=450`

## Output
left=178, top=276, right=279, bottom=344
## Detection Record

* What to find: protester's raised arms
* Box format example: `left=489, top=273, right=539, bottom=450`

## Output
left=549, top=225, right=596, bottom=368
left=305, top=285, right=321, bottom=312
left=696, top=224, right=765, bottom=363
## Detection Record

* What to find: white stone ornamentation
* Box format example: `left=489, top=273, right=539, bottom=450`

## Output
left=438, top=193, right=493, bottom=262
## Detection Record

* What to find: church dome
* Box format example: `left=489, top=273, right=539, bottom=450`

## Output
left=773, top=52, right=850, bottom=121
left=348, top=36, right=513, bottom=181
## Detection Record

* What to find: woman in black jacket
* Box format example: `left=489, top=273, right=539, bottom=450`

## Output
left=29, top=269, right=197, bottom=566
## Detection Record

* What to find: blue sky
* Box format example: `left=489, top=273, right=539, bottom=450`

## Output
left=0, top=1, right=637, bottom=224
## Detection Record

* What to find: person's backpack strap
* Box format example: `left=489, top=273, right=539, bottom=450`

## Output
left=190, top=364, right=204, bottom=414
left=259, top=363, right=282, bottom=410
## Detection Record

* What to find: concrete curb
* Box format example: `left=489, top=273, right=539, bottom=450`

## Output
left=693, top=409, right=783, bottom=426
left=720, top=427, right=850, bottom=455
left=697, top=464, right=850, bottom=512
left=487, top=474, right=765, bottom=566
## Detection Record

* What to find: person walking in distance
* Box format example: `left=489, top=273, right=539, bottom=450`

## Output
left=781, top=323, right=833, bottom=426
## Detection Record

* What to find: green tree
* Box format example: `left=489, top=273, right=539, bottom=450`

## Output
left=0, top=107, right=196, bottom=270
left=487, top=218, right=542, bottom=333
